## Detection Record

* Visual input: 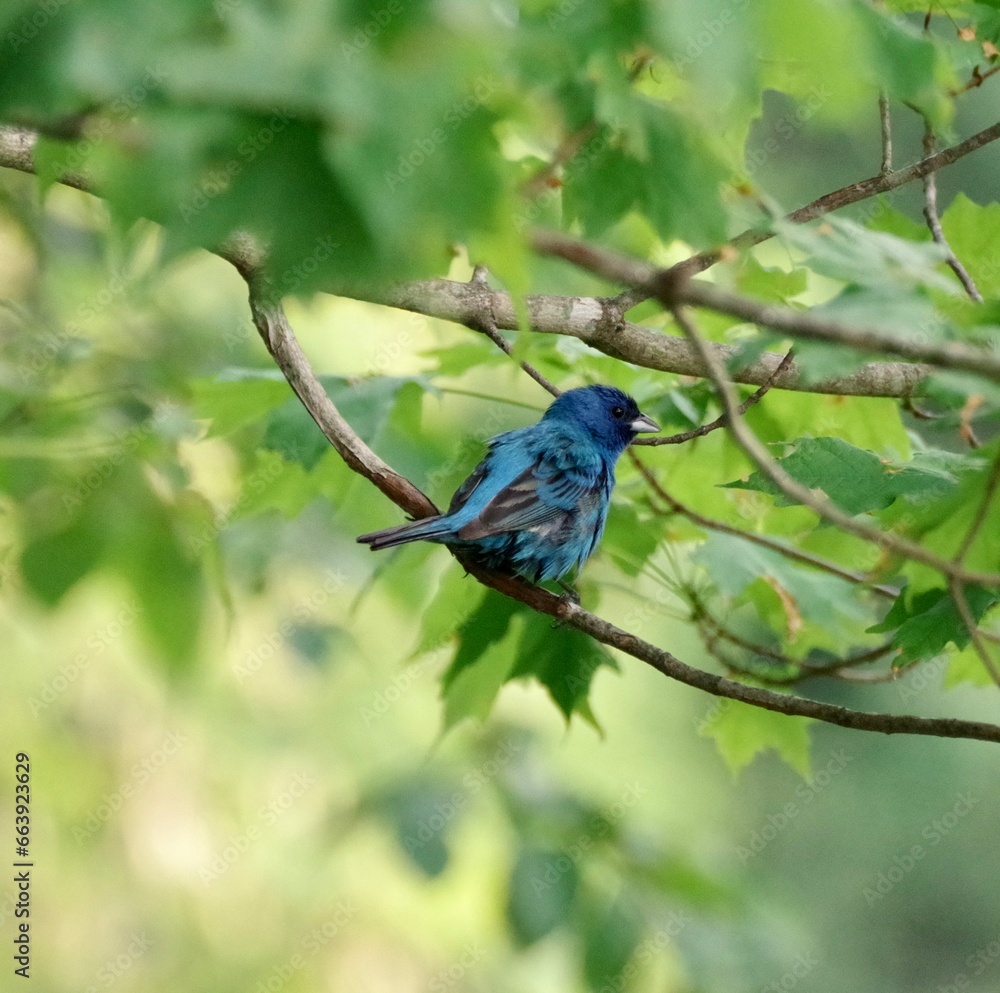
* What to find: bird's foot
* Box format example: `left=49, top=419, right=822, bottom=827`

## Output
left=556, top=580, right=581, bottom=605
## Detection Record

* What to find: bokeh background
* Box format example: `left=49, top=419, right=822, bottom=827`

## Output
left=2, top=1, right=1000, bottom=991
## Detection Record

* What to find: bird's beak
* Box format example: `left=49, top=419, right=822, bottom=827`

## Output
left=631, top=412, right=660, bottom=434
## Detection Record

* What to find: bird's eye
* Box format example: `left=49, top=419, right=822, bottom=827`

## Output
left=611, top=406, right=625, bottom=419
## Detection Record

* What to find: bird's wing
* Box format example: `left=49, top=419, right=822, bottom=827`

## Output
left=455, top=434, right=606, bottom=541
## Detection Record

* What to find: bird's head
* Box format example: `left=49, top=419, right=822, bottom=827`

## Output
left=544, top=385, right=659, bottom=454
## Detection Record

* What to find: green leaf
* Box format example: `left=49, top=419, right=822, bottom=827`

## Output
left=699, top=698, right=812, bottom=776
left=511, top=614, right=619, bottom=722
left=507, top=845, right=579, bottom=946
left=868, top=586, right=999, bottom=665
left=263, top=376, right=418, bottom=470
left=581, top=897, right=645, bottom=992
left=415, top=567, right=486, bottom=656
left=20, top=517, right=105, bottom=605
left=190, top=372, right=290, bottom=436
left=735, top=256, right=808, bottom=303
left=775, top=216, right=957, bottom=293
left=940, top=194, right=1000, bottom=299
left=106, top=482, right=204, bottom=676
left=441, top=591, right=521, bottom=727
left=641, top=102, right=729, bottom=248
left=856, top=2, right=947, bottom=114
left=378, top=779, right=462, bottom=878
left=724, top=437, right=960, bottom=515
left=442, top=591, right=522, bottom=692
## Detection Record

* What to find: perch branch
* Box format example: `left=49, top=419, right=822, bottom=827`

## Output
left=233, top=264, right=1000, bottom=744
left=4, top=124, right=1000, bottom=742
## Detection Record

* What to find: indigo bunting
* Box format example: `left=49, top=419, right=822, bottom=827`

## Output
left=357, top=385, right=659, bottom=584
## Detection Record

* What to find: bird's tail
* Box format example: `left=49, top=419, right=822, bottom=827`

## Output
left=356, top=516, right=451, bottom=551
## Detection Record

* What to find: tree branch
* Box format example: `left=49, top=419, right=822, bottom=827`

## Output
left=666, top=300, right=1000, bottom=587
left=531, top=229, right=1000, bottom=384
left=3, top=124, right=999, bottom=744
left=232, top=259, right=1000, bottom=744
left=612, top=116, right=1000, bottom=310
left=879, top=92, right=893, bottom=176
left=381, top=277, right=930, bottom=399
left=921, top=126, right=983, bottom=302
left=627, top=452, right=900, bottom=599
left=634, top=349, right=794, bottom=447
left=0, top=123, right=941, bottom=401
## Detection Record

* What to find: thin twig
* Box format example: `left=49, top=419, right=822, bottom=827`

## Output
left=695, top=602, right=899, bottom=684
left=921, top=126, right=983, bottom=301
left=531, top=229, right=1000, bottom=385
left=634, top=350, right=795, bottom=446
left=521, top=57, right=649, bottom=200
left=949, top=577, right=1000, bottom=687
left=955, top=451, right=1000, bottom=563
left=950, top=63, right=1000, bottom=97
left=665, top=301, right=1000, bottom=589
left=879, top=92, right=893, bottom=175
left=626, top=451, right=900, bottom=599
left=613, top=117, right=1000, bottom=312
left=467, top=266, right=562, bottom=398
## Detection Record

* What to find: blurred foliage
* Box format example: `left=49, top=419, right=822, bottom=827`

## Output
left=2, top=0, right=1000, bottom=991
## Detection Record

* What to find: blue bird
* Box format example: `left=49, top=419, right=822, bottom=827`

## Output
left=357, top=385, right=659, bottom=586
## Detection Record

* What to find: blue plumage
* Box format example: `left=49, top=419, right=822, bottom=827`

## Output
left=357, top=385, right=659, bottom=583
